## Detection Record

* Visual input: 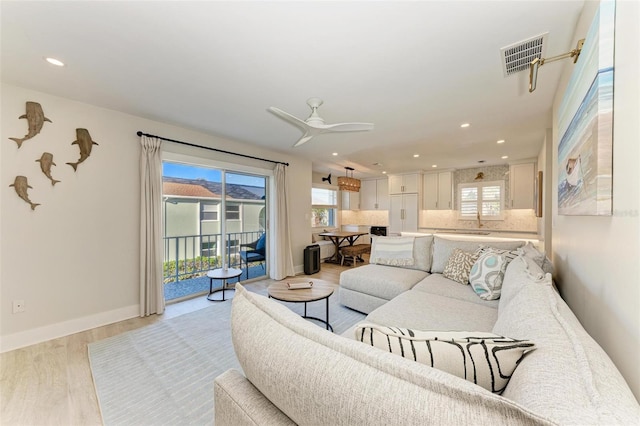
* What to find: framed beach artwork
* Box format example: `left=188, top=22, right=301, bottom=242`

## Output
left=557, top=0, right=615, bottom=216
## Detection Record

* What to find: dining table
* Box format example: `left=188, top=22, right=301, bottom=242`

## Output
left=319, top=231, right=368, bottom=264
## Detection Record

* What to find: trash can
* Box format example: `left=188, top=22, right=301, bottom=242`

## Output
left=304, top=244, right=321, bottom=275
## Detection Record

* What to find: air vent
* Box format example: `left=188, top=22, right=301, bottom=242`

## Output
left=500, top=33, right=548, bottom=77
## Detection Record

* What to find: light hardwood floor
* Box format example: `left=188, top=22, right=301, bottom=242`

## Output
left=0, top=261, right=353, bottom=425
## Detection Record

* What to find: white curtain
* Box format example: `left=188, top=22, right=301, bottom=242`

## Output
left=271, top=163, right=295, bottom=280
left=139, top=135, right=164, bottom=316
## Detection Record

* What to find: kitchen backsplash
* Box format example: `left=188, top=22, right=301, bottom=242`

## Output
left=420, top=209, right=537, bottom=232
left=342, top=209, right=536, bottom=231
left=341, top=210, right=388, bottom=226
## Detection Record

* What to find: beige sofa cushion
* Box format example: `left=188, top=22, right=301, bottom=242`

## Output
left=431, top=236, right=525, bottom=274
left=340, top=264, right=428, bottom=301
left=365, top=290, right=498, bottom=332
left=493, top=272, right=640, bottom=424
left=412, top=274, right=500, bottom=308
left=229, top=284, right=554, bottom=425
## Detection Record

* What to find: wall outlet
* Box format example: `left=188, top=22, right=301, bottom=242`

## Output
left=12, top=300, right=25, bottom=314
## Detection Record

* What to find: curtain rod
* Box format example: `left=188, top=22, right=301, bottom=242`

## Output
left=136, top=131, right=289, bottom=166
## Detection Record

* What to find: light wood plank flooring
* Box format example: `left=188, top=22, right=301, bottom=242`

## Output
left=0, top=260, right=354, bottom=425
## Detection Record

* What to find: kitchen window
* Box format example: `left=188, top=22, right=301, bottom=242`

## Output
left=311, top=187, right=337, bottom=227
left=458, top=181, right=504, bottom=220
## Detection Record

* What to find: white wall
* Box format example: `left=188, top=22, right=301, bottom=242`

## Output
left=0, top=83, right=312, bottom=351
left=551, top=0, right=640, bottom=400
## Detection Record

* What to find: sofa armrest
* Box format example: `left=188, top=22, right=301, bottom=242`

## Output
left=214, top=369, right=295, bottom=426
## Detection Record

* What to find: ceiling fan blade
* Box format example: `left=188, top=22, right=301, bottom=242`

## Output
left=324, top=122, right=374, bottom=132
left=293, top=129, right=322, bottom=147
left=268, top=107, right=309, bottom=129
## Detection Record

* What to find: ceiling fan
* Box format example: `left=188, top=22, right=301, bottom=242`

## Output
left=268, top=97, right=374, bottom=147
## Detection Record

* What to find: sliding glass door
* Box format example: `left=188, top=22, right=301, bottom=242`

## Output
left=162, top=162, right=267, bottom=302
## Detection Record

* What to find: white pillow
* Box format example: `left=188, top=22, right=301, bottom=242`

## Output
left=469, top=251, right=509, bottom=300
left=355, top=323, right=535, bottom=394
left=370, top=235, right=434, bottom=272
left=518, top=242, right=555, bottom=275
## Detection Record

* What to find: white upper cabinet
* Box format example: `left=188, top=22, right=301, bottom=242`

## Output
left=389, top=173, right=421, bottom=194
left=423, top=171, right=453, bottom=210
left=341, top=190, right=360, bottom=210
left=509, top=163, right=535, bottom=209
left=360, top=178, right=389, bottom=210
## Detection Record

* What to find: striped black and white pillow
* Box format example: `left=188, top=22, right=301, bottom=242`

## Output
left=355, top=323, right=535, bottom=394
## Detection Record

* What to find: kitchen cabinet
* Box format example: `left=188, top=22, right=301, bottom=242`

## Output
left=509, top=163, right=535, bottom=209
left=389, top=173, right=421, bottom=194
left=423, top=171, right=453, bottom=210
left=360, top=178, right=389, bottom=210
left=341, top=190, right=360, bottom=210
left=389, top=193, right=419, bottom=234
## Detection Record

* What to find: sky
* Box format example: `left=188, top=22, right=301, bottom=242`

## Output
left=163, top=162, right=265, bottom=187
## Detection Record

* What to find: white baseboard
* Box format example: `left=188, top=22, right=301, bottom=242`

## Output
left=0, top=304, right=139, bottom=353
left=294, top=264, right=304, bottom=275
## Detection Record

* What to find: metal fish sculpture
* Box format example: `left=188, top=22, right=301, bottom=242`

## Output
left=9, top=102, right=52, bottom=148
left=66, top=128, right=99, bottom=171
left=36, top=152, right=61, bottom=186
left=9, top=176, right=40, bottom=210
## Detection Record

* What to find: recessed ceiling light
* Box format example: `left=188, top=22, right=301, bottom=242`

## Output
left=497, top=139, right=505, bottom=144
left=413, top=154, right=420, bottom=158
left=45, top=57, right=65, bottom=67
left=460, top=123, right=470, bottom=128
left=501, top=155, right=509, bottom=159
left=382, top=171, right=387, bottom=174
left=431, top=164, right=438, bottom=168
left=332, top=152, right=338, bottom=156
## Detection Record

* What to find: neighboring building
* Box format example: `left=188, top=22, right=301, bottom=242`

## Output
left=162, top=177, right=266, bottom=262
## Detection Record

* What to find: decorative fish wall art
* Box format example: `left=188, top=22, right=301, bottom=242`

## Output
left=67, top=128, right=98, bottom=171
left=9, top=176, right=40, bottom=210
left=9, top=101, right=52, bottom=148
left=36, top=152, right=61, bottom=186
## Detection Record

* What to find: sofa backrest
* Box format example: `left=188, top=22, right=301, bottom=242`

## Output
left=430, top=236, right=525, bottom=273
left=493, top=258, right=640, bottom=424
left=229, top=284, right=555, bottom=425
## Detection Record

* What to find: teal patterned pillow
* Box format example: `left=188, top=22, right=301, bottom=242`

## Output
left=469, top=251, right=509, bottom=300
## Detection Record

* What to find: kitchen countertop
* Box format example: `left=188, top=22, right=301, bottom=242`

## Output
left=416, top=227, right=539, bottom=242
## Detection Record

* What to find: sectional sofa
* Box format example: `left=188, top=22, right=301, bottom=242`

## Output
left=214, top=235, right=640, bottom=425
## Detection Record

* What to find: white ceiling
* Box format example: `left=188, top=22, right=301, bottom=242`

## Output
left=1, top=1, right=585, bottom=179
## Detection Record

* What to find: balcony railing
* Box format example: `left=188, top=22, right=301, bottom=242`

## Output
left=163, top=231, right=264, bottom=284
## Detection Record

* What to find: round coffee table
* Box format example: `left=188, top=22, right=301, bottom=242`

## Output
left=207, top=267, right=242, bottom=302
left=268, top=279, right=335, bottom=331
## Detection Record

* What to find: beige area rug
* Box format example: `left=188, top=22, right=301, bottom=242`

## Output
left=88, top=285, right=365, bottom=425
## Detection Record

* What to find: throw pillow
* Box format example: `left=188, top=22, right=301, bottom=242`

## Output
left=370, top=235, right=433, bottom=272
left=469, top=251, right=509, bottom=300
left=518, top=242, right=545, bottom=266
left=442, top=248, right=479, bottom=285
left=476, top=245, right=519, bottom=265
left=355, top=323, right=535, bottom=394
